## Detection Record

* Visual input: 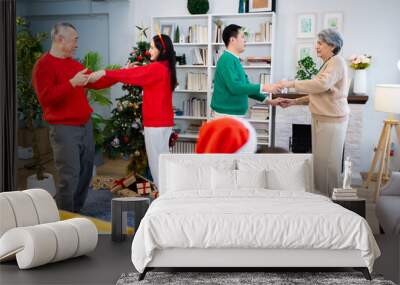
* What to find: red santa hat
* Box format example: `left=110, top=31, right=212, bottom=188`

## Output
left=195, top=117, right=257, bottom=154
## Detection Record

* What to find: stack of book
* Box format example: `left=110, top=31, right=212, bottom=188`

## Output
left=260, top=21, right=273, bottom=42
left=332, top=188, right=359, bottom=200
left=188, top=25, right=208, bottom=43
left=193, top=48, right=208, bottom=66
left=171, top=141, right=197, bottom=153
left=249, top=104, right=269, bottom=120
left=246, top=56, right=271, bottom=66
left=260, top=73, right=271, bottom=85
left=182, top=98, right=207, bottom=117
left=187, top=73, right=207, bottom=91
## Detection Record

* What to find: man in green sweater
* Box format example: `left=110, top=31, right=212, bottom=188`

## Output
left=211, top=24, right=282, bottom=116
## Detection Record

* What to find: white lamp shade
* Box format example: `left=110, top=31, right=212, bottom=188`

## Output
left=374, top=84, right=400, bottom=114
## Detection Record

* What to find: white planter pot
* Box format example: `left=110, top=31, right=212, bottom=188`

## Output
left=27, top=173, right=56, bottom=197
left=353, top=69, right=367, bottom=94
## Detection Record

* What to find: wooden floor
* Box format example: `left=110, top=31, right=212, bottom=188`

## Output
left=1, top=235, right=398, bottom=285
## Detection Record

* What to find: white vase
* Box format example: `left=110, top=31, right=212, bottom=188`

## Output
left=27, top=172, right=56, bottom=197
left=353, top=69, right=367, bottom=94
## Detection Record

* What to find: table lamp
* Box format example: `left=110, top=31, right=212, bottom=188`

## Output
left=365, top=84, right=400, bottom=200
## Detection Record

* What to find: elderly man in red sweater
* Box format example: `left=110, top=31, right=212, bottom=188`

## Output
left=32, top=23, right=115, bottom=212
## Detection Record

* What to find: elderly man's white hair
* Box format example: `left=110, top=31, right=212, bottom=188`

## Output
left=51, top=22, right=77, bottom=41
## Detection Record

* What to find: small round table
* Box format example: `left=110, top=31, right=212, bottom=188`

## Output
left=111, top=197, right=150, bottom=242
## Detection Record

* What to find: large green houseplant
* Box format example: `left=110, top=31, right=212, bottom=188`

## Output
left=81, top=51, right=120, bottom=165
left=16, top=17, right=48, bottom=180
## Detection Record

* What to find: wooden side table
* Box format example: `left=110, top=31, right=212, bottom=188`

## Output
left=332, top=198, right=366, bottom=218
left=111, top=197, right=150, bottom=242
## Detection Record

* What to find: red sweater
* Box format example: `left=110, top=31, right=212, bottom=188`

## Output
left=105, top=61, right=174, bottom=127
left=32, top=53, right=116, bottom=125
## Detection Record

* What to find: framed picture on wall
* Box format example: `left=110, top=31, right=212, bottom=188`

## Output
left=160, top=22, right=175, bottom=39
left=249, top=0, right=275, bottom=12
left=323, top=12, right=343, bottom=33
left=297, top=14, right=316, bottom=38
left=296, top=42, right=316, bottom=62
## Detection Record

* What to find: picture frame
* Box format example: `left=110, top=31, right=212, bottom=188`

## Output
left=160, top=22, right=175, bottom=39
left=297, top=14, right=316, bottom=38
left=296, top=42, right=316, bottom=62
left=323, top=12, right=343, bottom=33
left=249, top=0, right=275, bottom=12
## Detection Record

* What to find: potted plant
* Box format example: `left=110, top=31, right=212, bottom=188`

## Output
left=187, top=0, right=209, bottom=14
left=295, top=56, right=319, bottom=80
left=349, top=54, right=372, bottom=94
left=81, top=51, right=120, bottom=168
left=16, top=17, right=57, bottom=196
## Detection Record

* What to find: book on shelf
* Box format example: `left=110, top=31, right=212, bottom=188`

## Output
left=332, top=188, right=359, bottom=200
left=213, top=23, right=224, bottom=43
left=260, top=21, right=273, bottom=42
left=171, top=141, right=197, bottom=153
left=260, top=73, right=271, bottom=84
left=193, top=48, right=208, bottom=66
left=246, top=56, right=272, bottom=66
left=182, top=98, right=207, bottom=117
left=188, top=25, right=208, bottom=44
left=213, top=47, right=224, bottom=65
left=187, top=72, right=207, bottom=91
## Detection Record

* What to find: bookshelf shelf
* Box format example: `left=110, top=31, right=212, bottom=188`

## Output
left=152, top=12, right=276, bottom=152
left=174, top=90, right=207, bottom=93
left=174, top=116, right=207, bottom=120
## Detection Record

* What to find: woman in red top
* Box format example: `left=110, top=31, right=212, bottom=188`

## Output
left=90, top=34, right=177, bottom=188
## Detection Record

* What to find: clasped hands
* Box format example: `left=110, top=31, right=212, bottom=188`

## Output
left=263, top=80, right=296, bottom=108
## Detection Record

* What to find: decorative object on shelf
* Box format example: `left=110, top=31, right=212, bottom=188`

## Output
left=365, top=84, right=400, bottom=201
left=238, top=0, right=249, bottom=13
left=249, top=0, right=274, bottom=12
left=187, top=0, right=209, bottom=15
left=349, top=54, right=372, bottom=94
left=160, top=22, right=175, bottom=39
left=342, top=156, right=353, bottom=190
left=297, top=14, right=316, bottom=38
left=323, top=12, right=343, bottom=33
left=214, top=19, right=224, bottom=43
left=176, top=54, right=186, bottom=65
left=174, top=25, right=180, bottom=43
left=295, top=56, right=318, bottom=80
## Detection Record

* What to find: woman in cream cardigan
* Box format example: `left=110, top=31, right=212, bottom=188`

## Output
left=279, top=29, right=349, bottom=197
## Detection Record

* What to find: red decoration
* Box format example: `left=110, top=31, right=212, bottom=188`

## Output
left=122, top=135, right=129, bottom=143
left=169, top=131, right=179, bottom=147
left=136, top=55, right=143, bottom=61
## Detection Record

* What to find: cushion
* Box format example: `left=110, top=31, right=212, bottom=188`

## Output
left=166, top=162, right=211, bottom=192
left=236, top=169, right=267, bottom=189
left=237, top=157, right=311, bottom=192
left=211, top=168, right=237, bottom=190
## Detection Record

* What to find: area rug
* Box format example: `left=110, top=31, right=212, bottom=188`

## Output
left=116, top=271, right=395, bottom=285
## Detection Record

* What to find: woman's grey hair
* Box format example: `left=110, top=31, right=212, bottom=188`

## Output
left=318, top=28, right=343, bottom=55
left=51, top=22, right=77, bottom=41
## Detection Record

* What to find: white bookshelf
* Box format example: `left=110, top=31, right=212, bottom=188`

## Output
left=151, top=12, right=276, bottom=152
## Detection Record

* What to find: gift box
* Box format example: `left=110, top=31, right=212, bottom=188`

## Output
left=110, top=173, right=136, bottom=193
left=116, top=188, right=139, bottom=197
left=136, top=182, right=151, bottom=195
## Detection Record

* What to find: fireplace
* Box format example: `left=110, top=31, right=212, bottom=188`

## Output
left=290, top=124, right=312, bottom=153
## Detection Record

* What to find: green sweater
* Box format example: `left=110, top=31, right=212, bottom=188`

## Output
left=211, top=51, right=266, bottom=115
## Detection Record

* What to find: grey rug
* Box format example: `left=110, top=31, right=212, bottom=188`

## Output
left=116, top=271, right=395, bottom=285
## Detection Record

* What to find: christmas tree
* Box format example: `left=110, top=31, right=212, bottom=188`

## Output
left=103, top=26, right=151, bottom=175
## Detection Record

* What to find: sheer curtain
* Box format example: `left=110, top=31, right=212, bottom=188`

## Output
left=0, top=0, right=17, bottom=192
